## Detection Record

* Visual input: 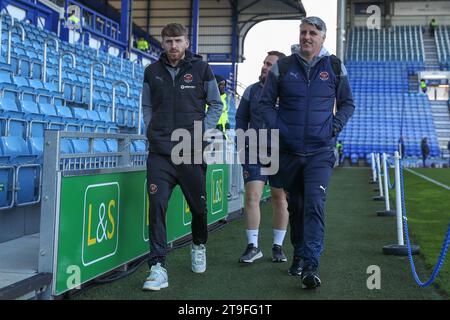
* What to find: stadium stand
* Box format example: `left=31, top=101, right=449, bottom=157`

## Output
left=436, top=25, right=450, bottom=68
left=341, top=27, right=441, bottom=165
left=0, top=12, right=145, bottom=212
left=0, top=0, right=448, bottom=301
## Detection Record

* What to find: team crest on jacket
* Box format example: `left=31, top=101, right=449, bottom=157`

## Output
left=149, top=184, right=158, bottom=194
left=319, top=71, right=329, bottom=81
left=183, top=73, right=193, bottom=83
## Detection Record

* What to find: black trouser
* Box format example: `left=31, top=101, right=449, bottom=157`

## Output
left=422, top=154, right=428, bottom=167
left=146, top=152, right=208, bottom=267
left=278, top=150, right=335, bottom=268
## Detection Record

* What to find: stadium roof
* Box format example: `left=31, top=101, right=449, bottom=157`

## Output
left=107, top=0, right=306, bottom=62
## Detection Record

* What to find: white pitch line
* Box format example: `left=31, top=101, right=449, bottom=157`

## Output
left=405, top=168, right=450, bottom=191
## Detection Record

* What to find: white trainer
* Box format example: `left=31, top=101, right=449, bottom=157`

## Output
left=191, top=243, right=206, bottom=273
left=142, top=263, right=168, bottom=291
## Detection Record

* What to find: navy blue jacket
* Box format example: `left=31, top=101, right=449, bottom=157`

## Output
left=235, top=81, right=264, bottom=131
left=259, top=48, right=355, bottom=155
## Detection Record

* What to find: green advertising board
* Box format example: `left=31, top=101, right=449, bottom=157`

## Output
left=54, top=164, right=228, bottom=295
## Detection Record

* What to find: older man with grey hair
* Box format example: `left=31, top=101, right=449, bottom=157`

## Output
left=259, top=16, right=355, bottom=289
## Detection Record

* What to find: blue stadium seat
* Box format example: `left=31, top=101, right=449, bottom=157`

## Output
left=105, top=139, right=118, bottom=152
left=13, top=75, right=35, bottom=100
left=43, top=81, right=60, bottom=94
left=28, top=79, right=49, bottom=95
left=27, top=137, right=44, bottom=160
left=0, top=56, right=13, bottom=73
left=38, top=102, right=66, bottom=131
left=0, top=135, right=15, bottom=208
left=0, top=136, right=41, bottom=206
left=132, top=140, right=147, bottom=152
left=70, top=139, right=89, bottom=153
left=72, top=107, right=96, bottom=132
left=84, top=109, right=108, bottom=132
left=0, top=136, right=36, bottom=163
left=56, top=105, right=80, bottom=131
left=60, top=138, right=74, bottom=154
left=0, top=70, right=18, bottom=94
left=0, top=98, right=28, bottom=137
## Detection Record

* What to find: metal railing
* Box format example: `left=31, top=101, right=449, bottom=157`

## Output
left=50, top=131, right=147, bottom=172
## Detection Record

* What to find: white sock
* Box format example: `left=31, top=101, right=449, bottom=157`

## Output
left=246, top=229, right=259, bottom=248
left=273, top=229, right=287, bottom=246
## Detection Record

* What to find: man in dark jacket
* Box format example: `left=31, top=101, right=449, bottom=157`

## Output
left=421, top=137, right=430, bottom=167
left=142, top=23, right=222, bottom=291
left=259, top=17, right=355, bottom=289
left=235, top=51, right=289, bottom=264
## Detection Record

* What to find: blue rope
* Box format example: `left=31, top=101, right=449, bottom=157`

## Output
left=400, top=159, right=450, bottom=287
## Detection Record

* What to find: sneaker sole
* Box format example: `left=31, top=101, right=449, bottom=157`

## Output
left=272, top=257, right=288, bottom=263
left=142, top=282, right=169, bottom=291
left=239, top=251, right=263, bottom=263
left=288, top=269, right=302, bottom=276
left=192, top=267, right=206, bottom=273
left=301, top=276, right=321, bottom=289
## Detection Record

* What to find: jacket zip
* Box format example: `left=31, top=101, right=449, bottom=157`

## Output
left=161, top=61, right=178, bottom=141
left=303, top=65, right=311, bottom=154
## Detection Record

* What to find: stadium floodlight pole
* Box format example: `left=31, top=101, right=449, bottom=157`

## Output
left=89, top=62, right=106, bottom=111
left=377, top=153, right=396, bottom=216
left=382, top=151, right=420, bottom=255
left=373, top=153, right=385, bottom=201
left=7, top=22, right=25, bottom=64
left=112, top=80, right=130, bottom=123
left=58, top=51, right=76, bottom=92
left=43, top=37, right=60, bottom=83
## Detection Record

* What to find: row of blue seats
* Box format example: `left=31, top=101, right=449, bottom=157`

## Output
left=346, top=149, right=440, bottom=165
left=4, top=19, right=145, bottom=82
left=345, top=125, right=435, bottom=128
left=0, top=72, right=140, bottom=129
left=0, top=69, right=138, bottom=114
left=1, top=32, right=143, bottom=100
left=344, top=136, right=439, bottom=140
left=0, top=136, right=147, bottom=164
left=8, top=31, right=144, bottom=78
left=349, top=114, right=434, bottom=117
left=344, top=125, right=436, bottom=129
left=346, top=60, right=425, bottom=64
left=0, top=17, right=147, bottom=209
left=346, top=146, right=440, bottom=152
left=352, top=102, right=430, bottom=105
left=0, top=97, right=122, bottom=136
left=0, top=136, right=147, bottom=209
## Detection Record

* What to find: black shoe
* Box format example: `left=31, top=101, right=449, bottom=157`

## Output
left=272, top=244, right=287, bottom=262
left=239, top=244, right=263, bottom=263
left=288, top=257, right=304, bottom=276
left=301, top=265, right=321, bottom=289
